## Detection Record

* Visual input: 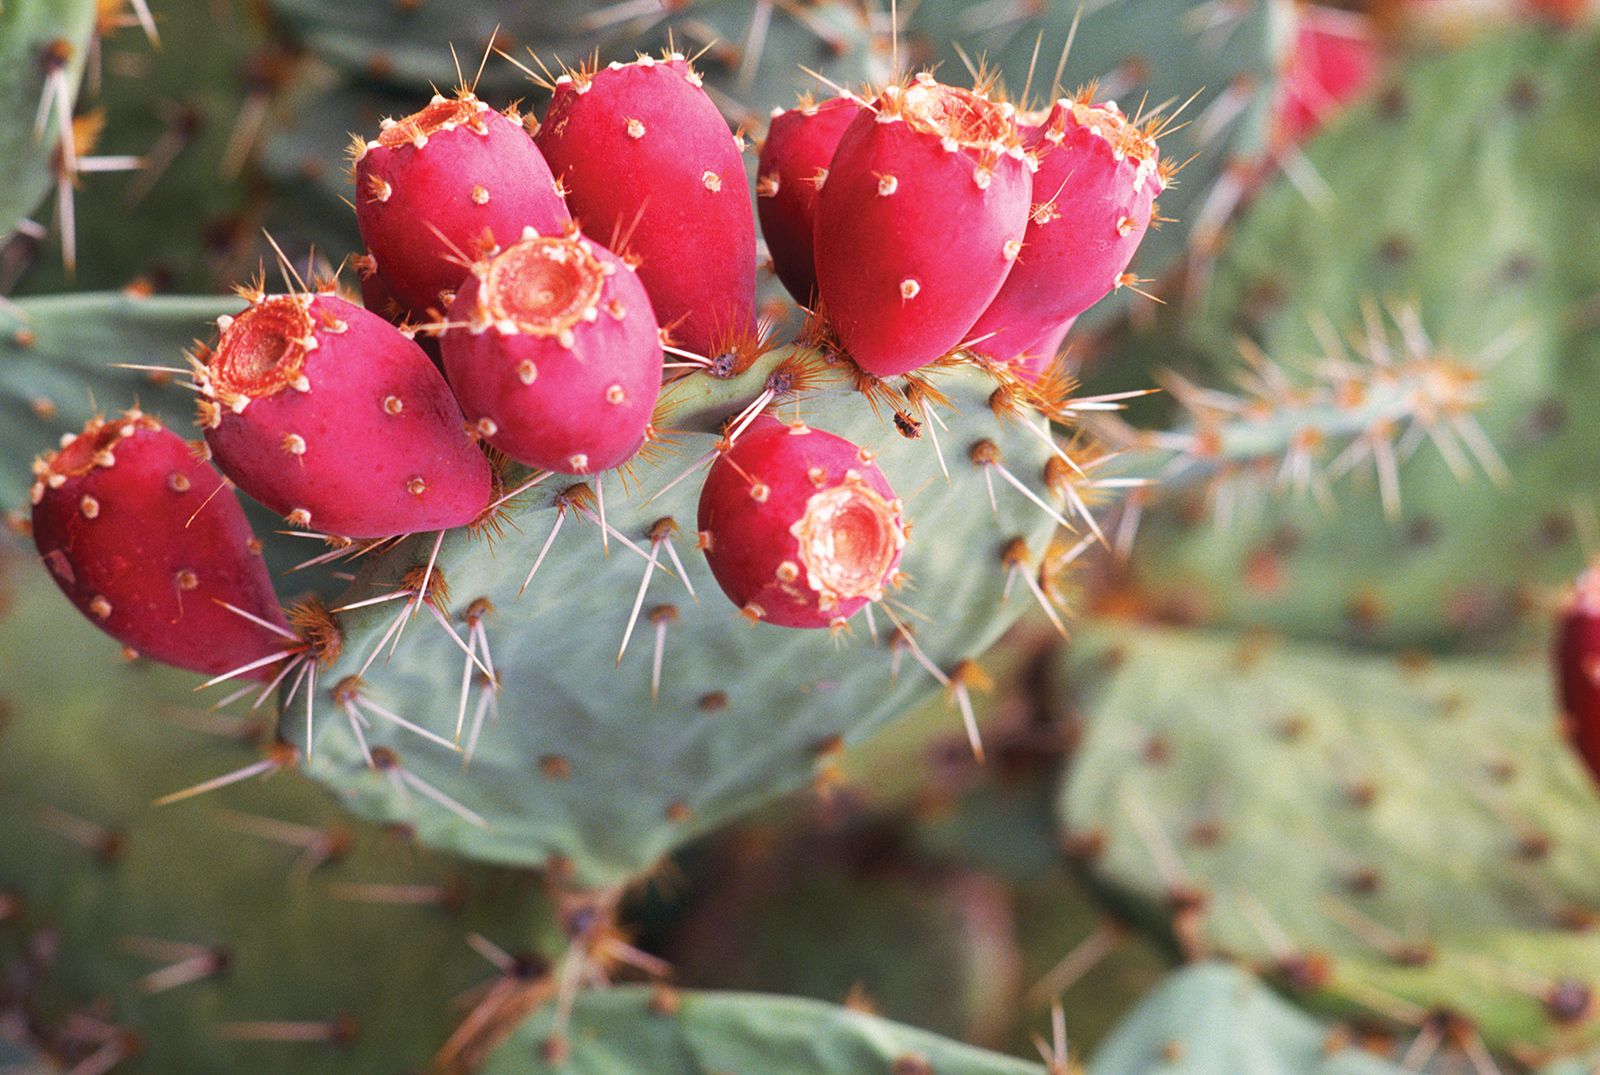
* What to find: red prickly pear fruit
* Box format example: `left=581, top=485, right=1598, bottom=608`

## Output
left=353, top=91, right=571, bottom=321
left=965, top=97, right=1163, bottom=364
left=30, top=410, right=291, bottom=678
left=442, top=230, right=664, bottom=475
left=756, top=95, right=863, bottom=305
left=1276, top=8, right=1379, bottom=147
left=197, top=290, right=492, bottom=538
left=697, top=415, right=907, bottom=629
left=1557, top=567, right=1600, bottom=788
left=813, top=74, right=1033, bottom=378
left=534, top=53, right=757, bottom=358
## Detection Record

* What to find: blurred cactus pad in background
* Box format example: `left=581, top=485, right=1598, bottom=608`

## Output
left=2, top=0, right=1599, bottom=1072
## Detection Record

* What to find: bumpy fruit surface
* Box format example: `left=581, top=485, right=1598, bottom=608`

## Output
left=198, top=290, right=492, bottom=538
left=354, top=91, right=571, bottom=321
left=697, top=416, right=907, bottom=629
left=965, top=97, right=1162, bottom=364
left=30, top=410, right=290, bottom=677
left=757, top=95, right=862, bottom=306
left=536, top=54, right=756, bottom=358
left=1558, top=566, right=1600, bottom=787
left=813, top=74, right=1032, bottom=377
left=443, top=230, right=663, bottom=475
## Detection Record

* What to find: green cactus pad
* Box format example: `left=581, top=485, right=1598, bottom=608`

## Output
left=1127, top=28, right=1600, bottom=648
left=0, top=0, right=96, bottom=243
left=1088, top=962, right=1408, bottom=1074
left=1058, top=625, right=1600, bottom=1057
left=482, top=987, right=1047, bottom=1074
left=283, top=347, right=1063, bottom=888
left=0, top=543, right=559, bottom=1075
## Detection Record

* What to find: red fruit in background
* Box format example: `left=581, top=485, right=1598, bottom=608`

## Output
left=814, top=74, right=1033, bottom=378
left=535, top=54, right=756, bottom=359
left=354, top=91, right=571, bottom=322
left=966, top=97, right=1162, bottom=364
left=30, top=410, right=291, bottom=679
left=697, top=416, right=907, bottom=629
left=1557, top=567, right=1600, bottom=786
left=443, top=230, right=663, bottom=475
left=756, top=95, right=862, bottom=306
left=197, top=290, right=492, bottom=538
left=1276, top=7, right=1379, bottom=147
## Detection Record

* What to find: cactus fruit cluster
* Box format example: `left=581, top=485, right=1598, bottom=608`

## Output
left=6, top=2, right=1600, bottom=1073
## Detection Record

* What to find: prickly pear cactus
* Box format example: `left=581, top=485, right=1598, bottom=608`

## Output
left=1088, top=962, right=1409, bottom=1074
left=0, top=540, right=559, bottom=1075
left=286, top=346, right=1061, bottom=887
left=0, top=0, right=96, bottom=243
left=1124, top=27, right=1600, bottom=647
left=1059, top=625, right=1600, bottom=1058
left=480, top=987, right=1048, bottom=1074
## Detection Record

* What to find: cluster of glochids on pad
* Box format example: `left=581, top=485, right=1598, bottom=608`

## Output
left=26, top=47, right=1168, bottom=708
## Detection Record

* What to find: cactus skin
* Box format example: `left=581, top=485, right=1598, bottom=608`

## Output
left=1059, top=625, right=1600, bottom=1056
left=698, top=416, right=907, bottom=629
left=757, top=96, right=863, bottom=306
left=0, top=543, right=560, bottom=1075
left=199, top=290, right=493, bottom=538
left=442, top=232, right=662, bottom=475
left=1088, top=963, right=1408, bottom=1074
left=814, top=76, right=1032, bottom=377
left=482, top=988, right=1047, bottom=1074
left=535, top=55, right=757, bottom=358
left=965, top=99, right=1162, bottom=365
left=29, top=412, right=290, bottom=680
left=1127, top=28, right=1600, bottom=648
left=353, top=91, right=571, bottom=322
left=1557, top=567, right=1600, bottom=788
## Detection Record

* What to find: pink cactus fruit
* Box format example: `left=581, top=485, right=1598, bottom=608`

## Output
left=30, top=410, right=291, bottom=678
left=197, top=290, right=492, bottom=538
left=1276, top=7, right=1379, bottom=147
left=813, top=74, right=1033, bottom=379
left=353, top=91, right=571, bottom=321
left=535, top=54, right=757, bottom=359
left=756, top=95, right=863, bottom=306
left=697, top=415, right=908, bottom=629
left=1557, top=567, right=1600, bottom=788
left=965, top=96, right=1163, bottom=364
left=442, top=229, right=663, bottom=475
